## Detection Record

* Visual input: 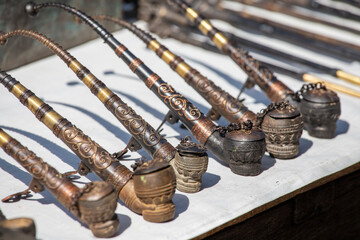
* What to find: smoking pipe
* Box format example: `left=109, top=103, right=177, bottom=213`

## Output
left=0, top=128, right=119, bottom=238
left=137, top=3, right=360, bottom=95
left=0, top=29, right=174, bottom=163
left=0, top=29, right=207, bottom=193
left=145, top=19, right=360, bottom=98
left=169, top=0, right=341, bottom=139
left=25, top=2, right=266, bottom=176
left=234, top=0, right=360, bottom=35
left=0, top=71, right=176, bottom=223
left=93, top=16, right=303, bottom=160
left=201, top=0, right=360, bottom=61
left=275, top=0, right=360, bottom=21
left=225, top=31, right=360, bottom=87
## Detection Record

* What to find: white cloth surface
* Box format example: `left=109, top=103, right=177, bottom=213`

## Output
left=0, top=16, right=359, bottom=239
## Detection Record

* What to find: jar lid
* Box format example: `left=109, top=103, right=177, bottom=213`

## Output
left=267, top=104, right=300, bottom=119
left=225, top=129, right=265, bottom=142
left=133, top=158, right=169, bottom=175
left=176, top=136, right=207, bottom=155
left=302, top=88, right=339, bottom=104
left=79, top=181, right=114, bottom=202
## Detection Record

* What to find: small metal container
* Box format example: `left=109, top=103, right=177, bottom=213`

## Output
left=261, top=103, right=303, bottom=159
left=77, top=181, right=119, bottom=238
left=224, top=127, right=266, bottom=176
left=133, top=159, right=176, bottom=223
left=299, top=87, right=340, bottom=138
left=172, top=137, right=208, bottom=193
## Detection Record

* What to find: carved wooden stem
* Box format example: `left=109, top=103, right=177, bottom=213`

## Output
left=94, top=16, right=257, bottom=123
left=0, top=29, right=176, bottom=163
left=0, top=128, right=119, bottom=238
left=170, top=0, right=294, bottom=103
left=0, top=71, right=176, bottom=222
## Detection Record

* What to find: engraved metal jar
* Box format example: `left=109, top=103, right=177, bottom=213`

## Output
left=172, top=137, right=208, bottom=193
left=223, top=128, right=266, bottom=176
left=261, top=104, right=303, bottom=159
left=77, top=181, right=119, bottom=238
left=133, top=159, right=176, bottom=223
left=299, top=88, right=340, bottom=138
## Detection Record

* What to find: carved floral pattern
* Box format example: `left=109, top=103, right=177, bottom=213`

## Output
left=61, top=125, right=113, bottom=170
left=188, top=69, right=247, bottom=118
left=230, top=48, right=276, bottom=92
left=158, top=83, right=201, bottom=121
left=113, top=101, right=161, bottom=147
left=6, top=139, right=65, bottom=190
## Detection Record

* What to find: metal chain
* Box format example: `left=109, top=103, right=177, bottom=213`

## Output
left=294, top=82, right=326, bottom=101
left=180, top=136, right=192, bottom=144
left=255, top=101, right=292, bottom=127
left=177, top=135, right=207, bottom=152
left=214, top=120, right=253, bottom=137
